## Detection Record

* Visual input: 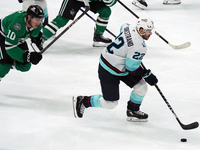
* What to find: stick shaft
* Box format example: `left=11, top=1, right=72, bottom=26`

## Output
left=40, top=6, right=90, bottom=54
left=141, top=62, right=198, bottom=130
left=80, top=8, right=117, bottom=38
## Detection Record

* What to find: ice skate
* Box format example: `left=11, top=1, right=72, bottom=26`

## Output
left=163, top=0, right=181, bottom=5
left=72, top=96, right=85, bottom=118
left=126, top=109, right=148, bottom=122
left=93, top=30, right=112, bottom=47
left=132, top=0, right=148, bottom=10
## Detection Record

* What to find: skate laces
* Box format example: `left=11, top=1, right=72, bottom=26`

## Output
left=134, top=110, right=145, bottom=116
left=80, top=104, right=85, bottom=114
left=77, top=96, right=85, bottom=114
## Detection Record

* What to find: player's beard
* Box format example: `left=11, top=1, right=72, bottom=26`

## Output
left=142, top=34, right=150, bottom=40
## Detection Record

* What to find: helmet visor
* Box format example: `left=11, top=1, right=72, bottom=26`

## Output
left=31, top=17, right=43, bottom=24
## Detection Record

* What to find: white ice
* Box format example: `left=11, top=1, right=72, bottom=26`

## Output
left=0, top=0, right=200, bottom=149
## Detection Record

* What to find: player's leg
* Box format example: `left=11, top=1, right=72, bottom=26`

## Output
left=132, top=0, right=148, bottom=10
left=90, top=2, right=112, bottom=47
left=163, top=0, right=181, bottom=5
left=0, top=33, right=13, bottom=80
left=0, top=63, right=12, bottom=79
left=42, top=0, right=82, bottom=41
left=14, top=42, right=31, bottom=72
left=14, top=61, right=31, bottom=72
left=122, top=75, right=148, bottom=122
left=73, top=64, right=120, bottom=118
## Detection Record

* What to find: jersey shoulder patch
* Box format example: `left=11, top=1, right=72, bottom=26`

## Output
left=13, top=23, right=22, bottom=31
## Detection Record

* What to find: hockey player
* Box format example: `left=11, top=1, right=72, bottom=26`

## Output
left=73, top=18, right=158, bottom=122
left=132, top=0, right=181, bottom=9
left=18, top=0, right=49, bottom=27
left=0, top=5, right=43, bottom=81
left=42, top=0, right=117, bottom=47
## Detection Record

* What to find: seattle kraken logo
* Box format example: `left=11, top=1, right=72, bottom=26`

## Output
left=142, top=41, right=146, bottom=47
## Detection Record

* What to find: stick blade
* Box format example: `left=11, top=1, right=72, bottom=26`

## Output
left=169, top=42, right=191, bottom=49
left=181, top=121, right=199, bottom=130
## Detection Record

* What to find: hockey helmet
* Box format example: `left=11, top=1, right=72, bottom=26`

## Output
left=136, top=18, right=154, bottom=34
left=27, top=5, right=44, bottom=19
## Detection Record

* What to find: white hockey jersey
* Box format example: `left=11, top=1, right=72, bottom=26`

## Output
left=100, top=24, right=147, bottom=76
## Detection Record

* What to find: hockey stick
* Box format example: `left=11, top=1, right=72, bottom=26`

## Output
left=154, top=31, right=191, bottom=49
left=80, top=8, right=117, bottom=38
left=117, top=0, right=191, bottom=50
left=40, top=1, right=90, bottom=54
left=141, top=63, right=199, bottom=130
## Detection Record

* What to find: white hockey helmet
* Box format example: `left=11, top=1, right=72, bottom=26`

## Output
left=136, top=18, right=154, bottom=34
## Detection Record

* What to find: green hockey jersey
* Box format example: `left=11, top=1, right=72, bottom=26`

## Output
left=0, top=10, right=42, bottom=63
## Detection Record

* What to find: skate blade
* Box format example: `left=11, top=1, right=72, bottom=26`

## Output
left=132, top=2, right=146, bottom=10
left=72, top=96, right=78, bottom=118
left=163, top=1, right=181, bottom=5
left=92, top=42, right=109, bottom=47
left=127, top=117, right=148, bottom=122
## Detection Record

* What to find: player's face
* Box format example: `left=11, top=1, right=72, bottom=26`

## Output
left=26, top=15, right=42, bottom=28
left=30, top=17, right=43, bottom=28
left=142, top=29, right=152, bottom=40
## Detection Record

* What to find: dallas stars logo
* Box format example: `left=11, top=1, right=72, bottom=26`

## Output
left=70, top=9, right=76, bottom=16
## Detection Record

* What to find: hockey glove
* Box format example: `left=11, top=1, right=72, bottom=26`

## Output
left=23, top=51, right=42, bottom=65
left=143, top=69, right=158, bottom=86
left=18, top=0, right=23, bottom=3
left=30, top=32, right=44, bottom=51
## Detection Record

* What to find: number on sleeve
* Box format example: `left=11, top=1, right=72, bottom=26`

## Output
left=7, top=30, right=16, bottom=41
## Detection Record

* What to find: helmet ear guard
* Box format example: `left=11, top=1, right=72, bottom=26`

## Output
left=136, top=18, right=154, bottom=35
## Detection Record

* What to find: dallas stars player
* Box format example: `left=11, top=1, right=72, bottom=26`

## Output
left=42, top=0, right=117, bottom=47
left=0, top=5, right=44, bottom=81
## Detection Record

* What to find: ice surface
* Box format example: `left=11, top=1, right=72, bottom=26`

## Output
left=0, top=0, right=200, bottom=150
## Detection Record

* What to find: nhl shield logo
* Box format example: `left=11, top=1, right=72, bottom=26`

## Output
left=14, top=23, right=21, bottom=31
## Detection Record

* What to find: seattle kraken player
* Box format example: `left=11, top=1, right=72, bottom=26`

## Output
left=73, top=18, right=158, bottom=122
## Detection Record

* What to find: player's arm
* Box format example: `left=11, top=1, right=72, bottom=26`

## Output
left=5, top=29, right=42, bottom=65
left=30, top=31, right=43, bottom=50
left=125, top=51, right=158, bottom=86
left=5, top=28, right=26, bottom=63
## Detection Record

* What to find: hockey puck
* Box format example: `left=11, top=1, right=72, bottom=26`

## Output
left=181, top=138, right=187, bottom=142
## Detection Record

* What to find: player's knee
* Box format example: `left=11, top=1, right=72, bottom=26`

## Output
left=15, top=63, right=31, bottom=72
left=0, top=64, right=11, bottom=78
left=100, top=97, right=118, bottom=109
left=133, top=79, right=148, bottom=96
left=98, top=6, right=111, bottom=18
